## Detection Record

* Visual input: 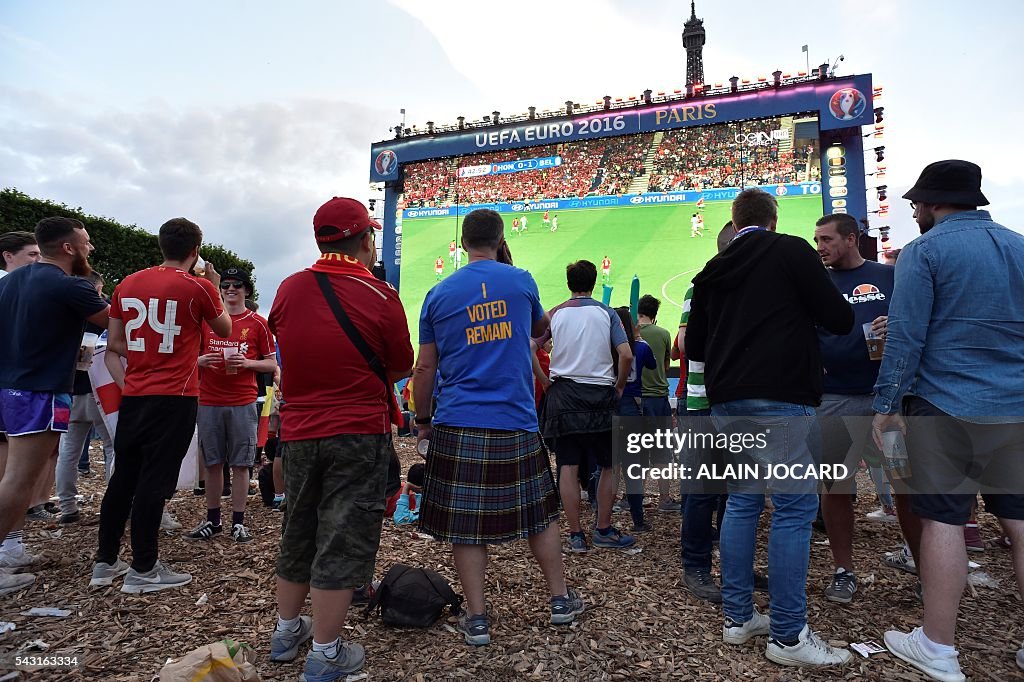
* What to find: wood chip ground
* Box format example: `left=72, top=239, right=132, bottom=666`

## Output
left=1, top=437, right=1021, bottom=681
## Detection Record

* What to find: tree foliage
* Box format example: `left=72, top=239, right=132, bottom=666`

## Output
left=0, top=188, right=256, bottom=298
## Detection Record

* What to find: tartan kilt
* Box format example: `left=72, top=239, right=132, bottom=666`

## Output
left=419, top=425, right=561, bottom=545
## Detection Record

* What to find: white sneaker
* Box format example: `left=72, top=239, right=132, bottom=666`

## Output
left=1016, top=646, right=1023, bottom=671
left=160, top=510, right=182, bottom=531
left=121, top=561, right=192, bottom=594
left=0, top=547, right=35, bottom=572
left=767, top=625, right=853, bottom=667
left=0, top=571, right=35, bottom=597
left=883, top=628, right=964, bottom=682
left=723, top=606, right=770, bottom=644
left=884, top=545, right=918, bottom=574
left=865, top=508, right=898, bottom=523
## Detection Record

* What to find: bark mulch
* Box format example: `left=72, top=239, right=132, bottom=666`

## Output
left=1, top=437, right=1021, bottom=681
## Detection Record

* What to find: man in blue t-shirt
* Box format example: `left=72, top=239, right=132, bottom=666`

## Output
left=413, top=209, right=583, bottom=647
left=0, top=217, right=108, bottom=597
left=814, top=213, right=919, bottom=606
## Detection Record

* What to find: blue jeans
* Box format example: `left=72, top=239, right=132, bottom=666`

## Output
left=682, top=493, right=726, bottom=571
left=711, top=399, right=816, bottom=641
left=679, top=408, right=722, bottom=571
left=641, top=395, right=672, bottom=418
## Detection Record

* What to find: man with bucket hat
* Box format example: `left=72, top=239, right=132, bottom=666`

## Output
left=871, top=160, right=1024, bottom=681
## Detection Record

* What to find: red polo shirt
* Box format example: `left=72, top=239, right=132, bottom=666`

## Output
left=269, top=255, right=413, bottom=441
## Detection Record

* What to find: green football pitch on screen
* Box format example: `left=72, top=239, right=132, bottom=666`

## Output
left=399, top=195, right=822, bottom=341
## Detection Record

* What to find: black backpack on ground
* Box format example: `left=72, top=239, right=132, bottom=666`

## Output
left=363, top=564, right=462, bottom=628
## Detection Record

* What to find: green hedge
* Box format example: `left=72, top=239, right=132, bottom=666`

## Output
left=0, top=188, right=255, bottom=298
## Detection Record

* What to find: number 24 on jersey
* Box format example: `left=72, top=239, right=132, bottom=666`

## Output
left=122, top=297, right=182, bottom=353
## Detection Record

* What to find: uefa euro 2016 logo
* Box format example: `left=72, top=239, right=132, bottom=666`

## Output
left=829, top=88, right=866, bottom=121
left=375, top=150, right=398, bottom=175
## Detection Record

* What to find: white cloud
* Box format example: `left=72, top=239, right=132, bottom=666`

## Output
left=0, top=86, right=389, bottom=303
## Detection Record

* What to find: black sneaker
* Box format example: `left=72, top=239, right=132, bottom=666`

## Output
left=754, top=572, right=770, bottom=592
left=456, top=610, right=490, bottom=646
left=684, top=569, right=722, bottom=603
left=824, top=569, right=858, bottom=604
left=550, top=588, right=586, bottom=624
left=186, top=520, right=222, bottom=540
left=58, top=510, right=81, bottom=525
left=193, top=483, right=206, bottom=497
left=26, top=505, right=58, bottom=522
left=221, top=486, right=232, bottom=500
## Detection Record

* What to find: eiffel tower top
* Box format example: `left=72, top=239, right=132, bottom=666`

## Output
left=682, top=0, right=706, bottom=85
left=685, top=0, right=702, bottom=27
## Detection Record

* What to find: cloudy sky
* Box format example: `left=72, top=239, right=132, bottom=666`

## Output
left=2, top=0, right=1021, bottom=304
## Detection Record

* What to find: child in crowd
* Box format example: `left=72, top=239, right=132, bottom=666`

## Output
left=393, top=463, right=425, bottom=525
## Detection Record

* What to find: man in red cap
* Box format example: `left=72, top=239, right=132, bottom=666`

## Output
left=268, top=197, right=413, bottom=679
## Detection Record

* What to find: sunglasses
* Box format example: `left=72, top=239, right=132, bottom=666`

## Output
left=220, top=282, right=246, bottom=290
left=910, top=201, right=918, bottom=211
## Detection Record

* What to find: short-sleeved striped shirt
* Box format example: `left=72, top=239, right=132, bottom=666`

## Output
left=679, top=286, right=709, bottom=411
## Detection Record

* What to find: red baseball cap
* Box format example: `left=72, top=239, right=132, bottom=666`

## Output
left=313, top=197, right=381, bottom=243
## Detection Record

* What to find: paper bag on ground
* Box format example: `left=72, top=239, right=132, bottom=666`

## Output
left=157, top=639, right=260, bottom=682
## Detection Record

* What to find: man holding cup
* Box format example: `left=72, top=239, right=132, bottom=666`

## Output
left=187, top=267, right=276, bottom=544
left=93, top=218, right=231, bottom=593
left=872, top=160, right=1024, bottom=680
left=812, top=214, right=922, bottom=605
left=55, top=271, right=116, bottom=524
left=0, top=218, right=108, bottom=596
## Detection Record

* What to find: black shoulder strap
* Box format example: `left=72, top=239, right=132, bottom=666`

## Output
left=362, top=564, right=411, bottom=618
left=425, top=571, right=463, bottom=614
left=313, top=270, right=387, bottom=389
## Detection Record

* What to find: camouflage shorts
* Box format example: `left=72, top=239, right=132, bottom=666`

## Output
left=276, top=433, right=390, bottom=590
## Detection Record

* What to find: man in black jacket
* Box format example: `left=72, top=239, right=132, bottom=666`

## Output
left=685, top=188, right=854, bottom=668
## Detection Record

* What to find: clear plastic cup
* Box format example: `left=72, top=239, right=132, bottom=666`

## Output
left=862, top=322, right=885, bottom=361
left=77, top=332, right=99, bottom=371
left=881, top=430, right=911, bottom=479
left=223, top=346, right=241, bottom=375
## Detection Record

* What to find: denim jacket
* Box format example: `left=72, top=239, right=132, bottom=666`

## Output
left=872, top=210, right=1024, bottom=421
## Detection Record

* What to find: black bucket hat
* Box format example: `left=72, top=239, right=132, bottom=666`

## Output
left=902, top=160, right=989, bottom=206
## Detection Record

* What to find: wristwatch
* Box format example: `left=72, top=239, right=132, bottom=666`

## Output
left=414, top=415, right=432, bottom=425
